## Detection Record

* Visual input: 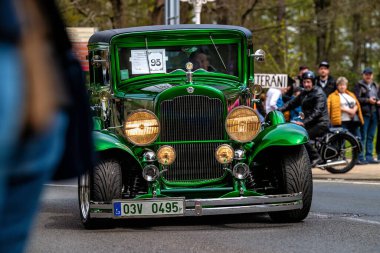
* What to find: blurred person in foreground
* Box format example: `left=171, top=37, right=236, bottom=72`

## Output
left=354, top=67, right=380, bottom=164
left=377, top=86, right=380, bottom=161
left=327, top=77, right=364, bottom=164
left=316, top=61, right=336, bottom=97
left=279, top=71, right=330, bottom=167
left=0, top=1, right=93, bottom=253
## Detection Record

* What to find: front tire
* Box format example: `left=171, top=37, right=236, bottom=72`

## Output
left=269, top=145, right=313, bottom=222
left=78, top=159, right=122, bottom=229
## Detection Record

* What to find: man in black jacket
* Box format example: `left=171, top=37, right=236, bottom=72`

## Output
left=316, top=61, right=336, bottom=97
left=280, top=71, right=330, bottom=167
left=354, top=67, right=380, bottom=164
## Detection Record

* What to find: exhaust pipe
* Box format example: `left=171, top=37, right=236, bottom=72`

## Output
left=316, top=160, right=348, bottom=168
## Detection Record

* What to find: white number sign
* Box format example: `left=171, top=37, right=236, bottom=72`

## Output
left=130, top=49, right=168, bottom=74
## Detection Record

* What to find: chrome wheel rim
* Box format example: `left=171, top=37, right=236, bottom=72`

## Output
left=79, top=172, right=90, bottom=219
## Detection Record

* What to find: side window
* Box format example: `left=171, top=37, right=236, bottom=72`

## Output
left=89, top=50, right=110, bottom=86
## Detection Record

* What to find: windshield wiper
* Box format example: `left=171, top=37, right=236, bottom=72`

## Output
left=209, top=35, right=227, bottom=71
left=145, top=37, right=151, bottom=74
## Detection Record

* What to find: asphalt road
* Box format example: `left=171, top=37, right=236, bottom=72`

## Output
left=26, top=179, right=380, bottom=253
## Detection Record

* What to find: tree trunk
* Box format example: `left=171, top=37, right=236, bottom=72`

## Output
left=314, top=0, right=331, bottom=63
left=150, top=0, right=165, bottom=25
left=110, top=0, right=125, bottom=28
left=351, top=13, right=362, bottom=73
left=275, top=0, right=286, bottom=70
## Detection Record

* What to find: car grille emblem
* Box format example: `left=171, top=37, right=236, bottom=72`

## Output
left=187, top=87, right=194, bottom=93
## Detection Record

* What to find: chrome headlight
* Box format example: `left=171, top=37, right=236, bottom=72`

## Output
left=226, top=106, right=260, bottom=142
left=124, top=110, right=159, bottom=146
left=232, top=163, right=249, bottom=179
left=142, top=165, right=159, bottom=182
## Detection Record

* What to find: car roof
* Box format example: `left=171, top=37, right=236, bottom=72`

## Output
left=89, top=24, right=252, bottom=44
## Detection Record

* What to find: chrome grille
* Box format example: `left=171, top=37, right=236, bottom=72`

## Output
left=160, top=95, right=225, bottom=181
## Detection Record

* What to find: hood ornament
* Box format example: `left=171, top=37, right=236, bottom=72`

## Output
left=185, top=62, right=193, bottom=83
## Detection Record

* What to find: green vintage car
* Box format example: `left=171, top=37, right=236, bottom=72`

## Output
left=78, top=24, right=312, bottom=228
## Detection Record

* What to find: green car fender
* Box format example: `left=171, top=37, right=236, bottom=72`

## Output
left=93, top=131, right=141, bottom=167
left=246, top=123, right=309, bottom=165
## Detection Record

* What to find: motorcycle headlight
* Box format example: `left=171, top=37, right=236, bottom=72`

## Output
left=124, top=110, right=160, bottom=146
left=226, top=106, right=260, bottom=142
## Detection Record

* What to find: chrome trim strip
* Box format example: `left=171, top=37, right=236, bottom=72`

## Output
left=88, top=193, right=303, bottom=219
left=185, top=202, right=302, bottom=216
left=185, top=193, right=302, bottom=207
left=91, top=213, right=113, bottom=218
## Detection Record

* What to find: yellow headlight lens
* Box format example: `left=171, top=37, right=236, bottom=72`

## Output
left=124, top=110, right=159, bottom=146
left=215, top=144, right=234, bottom=164
left=226, top=106, right=260, bottom=142
left=157, top=145, right=176, bottom=165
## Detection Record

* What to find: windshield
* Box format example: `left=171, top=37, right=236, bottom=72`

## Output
left=118, top=43, right=239, bottom=81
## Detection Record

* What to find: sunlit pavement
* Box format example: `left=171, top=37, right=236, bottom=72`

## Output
left=312, top=163, right=380, bottom=181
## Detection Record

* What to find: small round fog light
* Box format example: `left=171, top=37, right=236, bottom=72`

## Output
left=157, top=145, right=176, bottom=165
left=215, top=144, right=234, bottom=164
left=232, top=163, right=249, bottom=179
left=142, top=165, right=159, bottom=182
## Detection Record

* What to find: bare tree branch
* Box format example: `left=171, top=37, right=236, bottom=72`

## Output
left=241, top=0, right=259, bottom=26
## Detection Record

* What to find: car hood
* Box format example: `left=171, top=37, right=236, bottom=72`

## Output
left=116, top=72, right=243, bottom=101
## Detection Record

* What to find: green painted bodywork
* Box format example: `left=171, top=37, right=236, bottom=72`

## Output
left=93, top=130, right=141, bottom=166
left=88, top=25, right=309, bottom=200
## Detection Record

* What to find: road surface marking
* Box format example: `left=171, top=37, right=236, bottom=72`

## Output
left=342, top=217, right=380, bottom=226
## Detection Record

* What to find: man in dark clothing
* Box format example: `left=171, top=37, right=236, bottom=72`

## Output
left=280, top=71, right=330, bottom=167
left=316, top=61, right=336, bottom=97
left=354, top=67, right=380, bottom=164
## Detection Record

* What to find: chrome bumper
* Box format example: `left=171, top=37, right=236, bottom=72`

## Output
left=89, top=193, right=303, bottom=219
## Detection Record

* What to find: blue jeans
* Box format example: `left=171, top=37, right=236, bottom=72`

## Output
left=341, top=121, right=361, bottom=139
left=377, top=126, right=380, bottom=160
left=0, top=43, right=68, bottom=253
left=359, top=112, right=378, bottom=161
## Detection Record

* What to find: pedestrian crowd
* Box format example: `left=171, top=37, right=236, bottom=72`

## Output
left=262, top=61, right=380, bottom=165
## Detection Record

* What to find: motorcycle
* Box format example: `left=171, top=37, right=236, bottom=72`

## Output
left=312, top=128, right=361, bottom=173
left=293, top=113, right=362, bottom=174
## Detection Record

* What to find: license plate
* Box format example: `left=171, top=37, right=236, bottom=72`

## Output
left=113, top=198, right=185, bottom=218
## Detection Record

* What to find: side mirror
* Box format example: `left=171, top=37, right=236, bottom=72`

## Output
left=251, top=49, right=265, bottom=62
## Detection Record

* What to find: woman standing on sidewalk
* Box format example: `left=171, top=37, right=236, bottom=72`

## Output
left=327, top=77, right=363, bottom=135
left=327, top=77, right=365, bottom=164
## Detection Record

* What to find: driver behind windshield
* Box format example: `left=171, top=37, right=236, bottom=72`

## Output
left=189, top=51, right=213, bottom=71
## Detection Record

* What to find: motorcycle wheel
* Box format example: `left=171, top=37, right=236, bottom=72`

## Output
left=324, top=133, right=359, bottom=174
